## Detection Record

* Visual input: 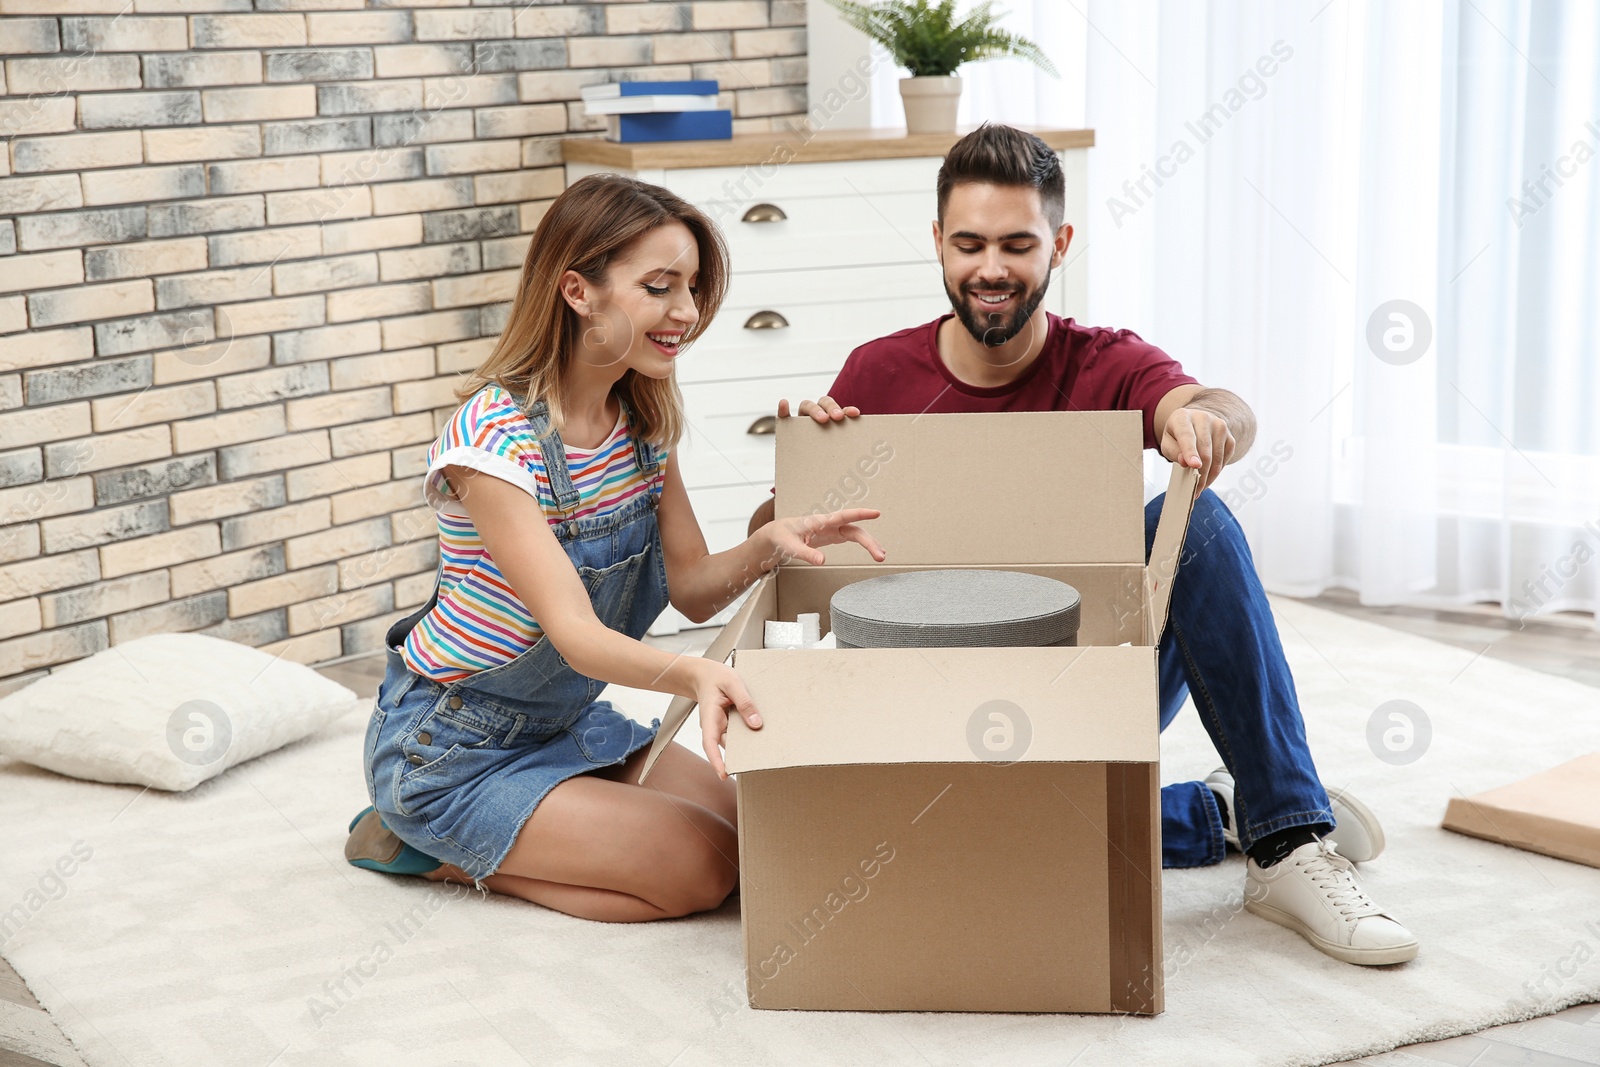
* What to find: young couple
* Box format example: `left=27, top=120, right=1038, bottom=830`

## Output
left=349, top=124, right=1417, bottom=968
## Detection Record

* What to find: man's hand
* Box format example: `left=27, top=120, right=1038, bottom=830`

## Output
left=1160, top=406, right=1235, bottom=490
left=778, top=396, right=859, bottom=423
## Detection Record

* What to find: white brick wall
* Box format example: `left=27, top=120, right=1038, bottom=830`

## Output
left=0, top=0, right=809, bottom=693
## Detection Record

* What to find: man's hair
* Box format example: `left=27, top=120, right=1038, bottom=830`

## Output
left=936, top=123, right=1065, bottom=231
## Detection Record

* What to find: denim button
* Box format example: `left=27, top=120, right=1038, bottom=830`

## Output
left=448, top=695, right=463, bottom=709
left=407, top=754, right=425, bottom=766
left=417, top=731, right=431, bottom=745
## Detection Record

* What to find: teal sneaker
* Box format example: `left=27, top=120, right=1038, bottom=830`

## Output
left=344, top=805, right=443, bottom=876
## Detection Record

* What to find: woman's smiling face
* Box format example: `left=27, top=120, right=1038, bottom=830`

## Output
left=567, top=220, right=702, bottom=379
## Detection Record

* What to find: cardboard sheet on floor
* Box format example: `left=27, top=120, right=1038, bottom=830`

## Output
left=1442, top=752, right=1600, bottom=868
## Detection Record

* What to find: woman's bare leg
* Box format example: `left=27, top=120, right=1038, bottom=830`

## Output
left=423, top=745, right=737, bottom=922
left=425, top=866, right=699, bottom=923
left=596, top=740, right=737, bottom=826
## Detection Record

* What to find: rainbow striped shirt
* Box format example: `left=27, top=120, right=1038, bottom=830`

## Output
left=401, top=384, right=669, bottom=682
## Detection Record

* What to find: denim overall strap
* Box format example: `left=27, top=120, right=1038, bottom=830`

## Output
left=518, top=391, right=659, bottom=528
left=414, top=387, right=669, bottom=709
left=385, top=388, right=669, bottom=697
left=612, top=392, right=660, bottom=479
left=519, top=396, right=582, bottom=525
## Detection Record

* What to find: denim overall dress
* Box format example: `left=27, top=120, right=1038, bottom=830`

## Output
left=363, top=391, right=667, bottom=884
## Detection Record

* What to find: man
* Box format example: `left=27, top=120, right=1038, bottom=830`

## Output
left=746, top=124, right=1416, bottom=967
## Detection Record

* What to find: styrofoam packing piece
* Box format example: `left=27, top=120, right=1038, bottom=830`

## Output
left=763, top=620, right=805, bottom=649
left=764, top=617, right=835, bottom=650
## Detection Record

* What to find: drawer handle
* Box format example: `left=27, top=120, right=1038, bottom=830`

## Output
left=743, top=310, right=789, bottom=330
left=741, top=203, right=786, bottom=223
left=747, top=415, right=777, bottom=435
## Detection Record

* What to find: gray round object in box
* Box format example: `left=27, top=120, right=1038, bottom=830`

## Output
left=829, top=570, right=1081, bottom=649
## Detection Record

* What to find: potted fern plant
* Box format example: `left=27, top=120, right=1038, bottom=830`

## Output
left=824, top=0, right=1058, bottom=134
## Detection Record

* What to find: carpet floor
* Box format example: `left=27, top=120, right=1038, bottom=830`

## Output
left=0, top=596, right=1596, bottom=1067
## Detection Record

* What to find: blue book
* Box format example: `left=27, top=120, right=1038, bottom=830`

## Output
left=582, top=80, right=719, bottom=101
left=605, top=110, right=733, bottom=143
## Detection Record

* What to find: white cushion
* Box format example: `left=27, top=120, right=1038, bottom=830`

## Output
left=0, top=632, right=365, bottom=792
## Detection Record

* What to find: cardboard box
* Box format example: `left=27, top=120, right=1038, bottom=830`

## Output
left=1442, top=753, right=1600, bottom=868
left=642, top=412, right=1200, bottom=1013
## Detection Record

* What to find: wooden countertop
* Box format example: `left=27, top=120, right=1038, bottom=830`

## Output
left=561, top=126, right=1095, bottom=169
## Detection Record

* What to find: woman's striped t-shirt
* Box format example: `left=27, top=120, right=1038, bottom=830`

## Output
left=401, top=383, right=669, bottom=682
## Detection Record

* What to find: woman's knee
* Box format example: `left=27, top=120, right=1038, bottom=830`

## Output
left=662, top=860, right=737, bottom=917
left=653, top=815, right=738, bottom=916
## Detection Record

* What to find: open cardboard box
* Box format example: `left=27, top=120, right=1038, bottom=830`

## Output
left=642, top=411, right=1200, bottom=1013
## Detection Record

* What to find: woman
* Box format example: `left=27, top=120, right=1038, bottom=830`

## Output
left=345, top=174, right=884, bottom=922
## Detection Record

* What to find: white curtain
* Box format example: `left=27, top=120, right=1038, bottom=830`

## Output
left=871, top=0, right=1600, bottom=627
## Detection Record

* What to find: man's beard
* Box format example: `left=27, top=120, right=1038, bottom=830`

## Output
left=944, top=272, right=1050, bottom=348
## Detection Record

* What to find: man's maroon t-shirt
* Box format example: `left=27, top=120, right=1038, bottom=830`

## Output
left=827, top=312, right=1197, bottom=449
left=763, top=312, right=1198, bottom=498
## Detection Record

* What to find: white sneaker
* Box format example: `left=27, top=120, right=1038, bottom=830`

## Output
left=1245, top=839, right=1419, bottom=965
left=1204, top=767, right=1386, bottom=863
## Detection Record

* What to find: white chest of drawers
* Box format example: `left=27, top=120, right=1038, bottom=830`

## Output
left=563, top=128, right=1094, bottom=631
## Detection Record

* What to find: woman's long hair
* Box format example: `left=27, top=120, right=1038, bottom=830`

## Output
left=454, top=173, right=729, bottom=449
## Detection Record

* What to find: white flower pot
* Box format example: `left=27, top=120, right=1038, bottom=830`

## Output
left=899, top=75, right=963, bottom=135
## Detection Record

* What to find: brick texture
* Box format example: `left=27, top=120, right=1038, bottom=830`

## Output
left=0, top=0, right=806, bottom=678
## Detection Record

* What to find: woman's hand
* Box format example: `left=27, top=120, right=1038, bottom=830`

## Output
left=692, top=659, right=762, bottom=779
left=758, top=508, right=886, bottom=568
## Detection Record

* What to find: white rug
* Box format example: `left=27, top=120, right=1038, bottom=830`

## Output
left=1, top=597, right=1598, bottom=1067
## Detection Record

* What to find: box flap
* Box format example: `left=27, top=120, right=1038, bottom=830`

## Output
left=1144, top=463, right=1200, bottom=644
left=775, top=412, right=1147, bottom=566
left=637, top=575, right=774, bottom=784
left=722, top=646, right=1158, bottom=773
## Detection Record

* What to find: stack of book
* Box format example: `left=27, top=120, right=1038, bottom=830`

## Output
left=581, top=80, right=732, bottom=143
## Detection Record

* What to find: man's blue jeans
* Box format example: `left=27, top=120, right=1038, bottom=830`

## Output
left=1146, top=488, right=1335, bottom=867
